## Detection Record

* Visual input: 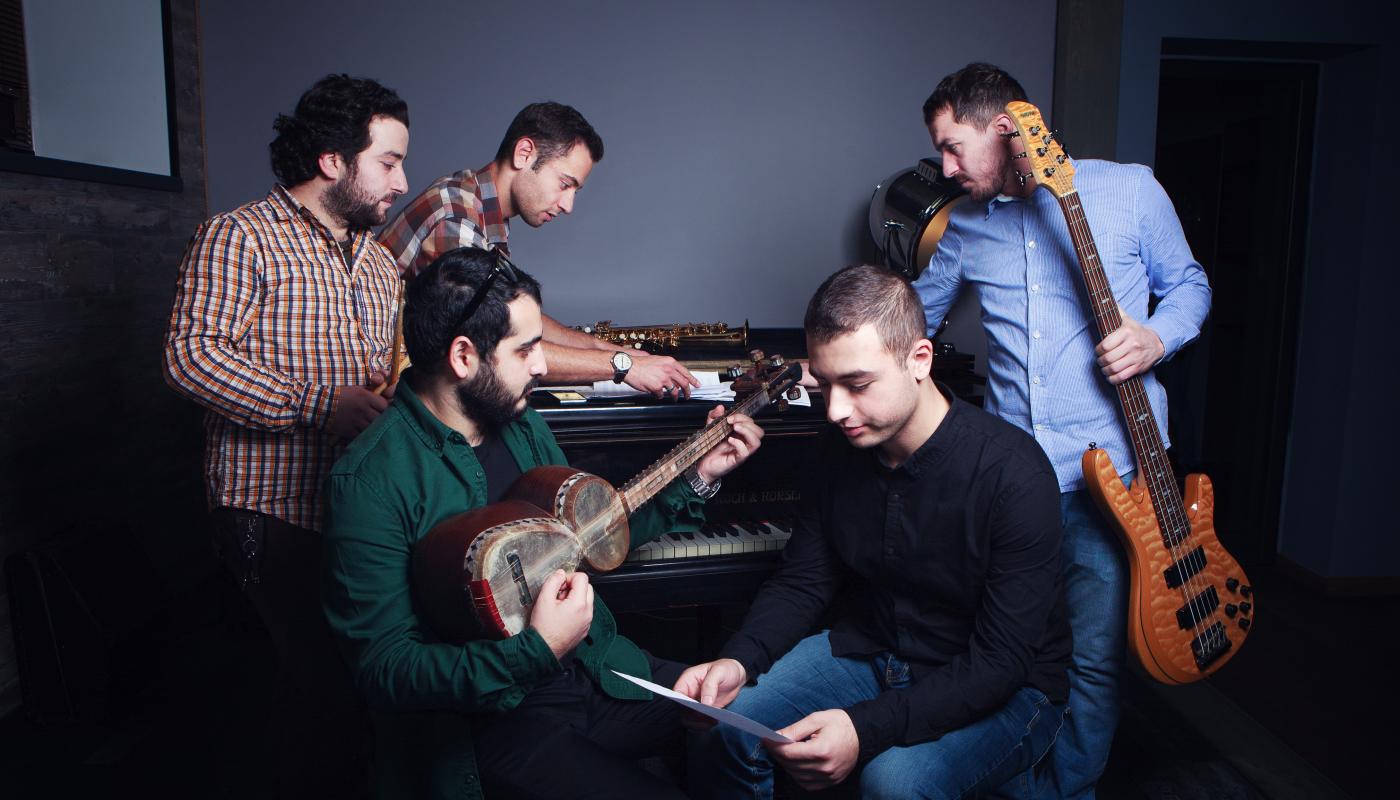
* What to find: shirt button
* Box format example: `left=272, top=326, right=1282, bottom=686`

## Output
left=1032, top=330, right=1041, bottom=339
left=1033, top=375, right=1042, bottom=385
left=1034, top=423, right=1047, bottom=431
left=1031, top=284, right=1041, bottom=293
left=1027, top=240, right=1037, bottom=249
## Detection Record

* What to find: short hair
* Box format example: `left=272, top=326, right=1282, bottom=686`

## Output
left=804, top=264, right=926, bottom=358
left=404, top=247, right=543, bottom=378
left=269, top=74, right=409, bottom=186
left=493, top=102, right=604, bottom=166
left=922, top=62, right=1028, bottom=127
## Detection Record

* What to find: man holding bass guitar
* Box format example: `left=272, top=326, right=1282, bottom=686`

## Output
left=320, top=246, right=764, bottom=799
left=914, top=63, right=1212, bottom=797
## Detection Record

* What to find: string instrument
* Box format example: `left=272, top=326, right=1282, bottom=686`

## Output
left=1006, top=101, right=1253, bottom=684
left=412, top=355, right=803, bottom=642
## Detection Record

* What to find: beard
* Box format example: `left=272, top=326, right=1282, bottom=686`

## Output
left=323, top=163, right=389, bottom=231
left=962, top=143, right=1013, bottom=202
left=454, top=356, right=539, bottom=430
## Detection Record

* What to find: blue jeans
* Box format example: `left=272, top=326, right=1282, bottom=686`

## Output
left=1038, top=479, right=1131, bottom=799
left=689, top=632, right=1066, bottom=799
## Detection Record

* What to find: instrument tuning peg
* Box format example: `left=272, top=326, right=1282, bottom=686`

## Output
left=1029, top=125, right=1041, bottom=136
left=726, top=364, right=744, bottom=380
left=999, top=130, right=1020, bottom=138
left=786, top=386, right=802, bottom=400
left=1015, top=170, right=1033, bottom=186
left=749, top=348, right=766, bottom=364
left=769, top=354, right=785, bottom=366
left=1015, top=151, right=1028, bottom=159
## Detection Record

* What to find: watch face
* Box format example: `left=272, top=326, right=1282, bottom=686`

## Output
left=612, top=351, right=632, bottom=370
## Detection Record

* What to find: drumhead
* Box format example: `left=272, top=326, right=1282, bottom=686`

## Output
left=869, top=158, right=967, bottom=279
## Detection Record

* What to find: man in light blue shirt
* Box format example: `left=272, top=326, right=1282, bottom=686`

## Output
left=914, top=63, right=1211, bottom=798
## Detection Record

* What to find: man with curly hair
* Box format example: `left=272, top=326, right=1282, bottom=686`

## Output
left=162, top=73, right=410, bottom=797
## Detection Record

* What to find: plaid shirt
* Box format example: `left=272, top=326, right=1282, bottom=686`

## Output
left=163, top=186, right=401, bottom=531
left=378, top=168, right=510, bottom=277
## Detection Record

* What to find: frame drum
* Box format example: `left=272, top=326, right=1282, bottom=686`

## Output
left=869, top=158, right=967, bottom=279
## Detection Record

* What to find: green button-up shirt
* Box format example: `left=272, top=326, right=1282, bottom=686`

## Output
left=322, top=375, right=706, bottom=799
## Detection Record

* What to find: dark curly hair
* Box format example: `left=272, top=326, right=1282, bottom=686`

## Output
left=922, top=62, right=1027, bottom=128
left=268, top=74, right=409, bottom=186
left=493, top=102, right=603, bottom=166
left=404, top=248, right=543, bottom=378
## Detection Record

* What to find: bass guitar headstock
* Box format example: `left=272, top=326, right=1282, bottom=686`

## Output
left=1006, top=100, right=1076, bottom=198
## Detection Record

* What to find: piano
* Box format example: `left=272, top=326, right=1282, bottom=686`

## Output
left=534, top=328, right=983, bottom=615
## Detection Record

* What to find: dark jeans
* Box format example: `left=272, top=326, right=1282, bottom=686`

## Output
left=472, top=652, right=689, bottom=799
left=211, top=507, right=368, bottom=799
left=690, top=632, right=1067, bottom=800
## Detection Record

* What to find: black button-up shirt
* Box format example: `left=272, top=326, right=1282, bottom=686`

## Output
left=720, top=385, right=1072, bottom=758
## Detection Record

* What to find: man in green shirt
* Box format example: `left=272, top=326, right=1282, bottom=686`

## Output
left=322, top=246, right=764, bottom=799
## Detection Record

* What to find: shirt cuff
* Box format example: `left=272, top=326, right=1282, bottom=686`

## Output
left=1145, top=316, right=1191, bottom=363
left=844, top=694, right=900, bottom=760
left=300, top=383, right=337, bottom=429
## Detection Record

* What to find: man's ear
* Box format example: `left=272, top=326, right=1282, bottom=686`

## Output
left=908, top=338, right=934, bottom=382
left=991, top=112, right=1017, bottom=138
left=449, top=335, right=481, bottom=380
left=511, top=137, right=537, bottom=171
left=316, top=150, right=344, bottom=182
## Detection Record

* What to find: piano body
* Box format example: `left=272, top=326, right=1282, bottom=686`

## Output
left=534, top=328, right=983, bottom=615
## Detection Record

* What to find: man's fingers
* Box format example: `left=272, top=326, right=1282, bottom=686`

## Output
left=539, top=569, right=567, bottom=599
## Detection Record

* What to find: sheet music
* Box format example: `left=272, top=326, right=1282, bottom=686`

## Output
left=610, top=670, right=794, bottom=743
left=583, top=372, right=811, bottom=407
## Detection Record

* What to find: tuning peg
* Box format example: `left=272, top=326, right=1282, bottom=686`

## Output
left=748, top=348, right=766, bottom=363
left=769, top=354, right=785, bottom=366
left=1029, top=125, right=1042, bottom=136
left=786, top=386, right=802, bottom=400
left=1043, top=167, right=1057, bottom=177
left=1015, top=170, right=1033, bottom=186
left=1015, top=151, right=1028, bottom=159
left=1000, top=130, right=1020, bottom=139
left=1036, top=147, right=1047, bottom=156
left=727, top=364, right=744, bottom=380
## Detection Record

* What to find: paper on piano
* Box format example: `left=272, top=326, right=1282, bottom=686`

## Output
left=586, top=372, right=812, bottom=407
left=610, top=670, right=795, bottom=743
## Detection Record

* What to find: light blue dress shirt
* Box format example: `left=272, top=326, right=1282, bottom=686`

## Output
left=915, top=160, right=1211, bottom=492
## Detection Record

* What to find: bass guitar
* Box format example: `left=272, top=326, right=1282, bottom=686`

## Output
left=413, top=355, right=803, bottom=642
left=1006, top=101, right=1253, bottom=684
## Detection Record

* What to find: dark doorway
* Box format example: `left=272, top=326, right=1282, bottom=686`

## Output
left=1153, top=58, right=1316, bottom=567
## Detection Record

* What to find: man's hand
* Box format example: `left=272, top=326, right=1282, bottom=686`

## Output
left=695, top=408, right=764, bottom=485
left=1096, top=306, right=1165, bottom=384
left=367, top=367, right=399, bottom=399
left=527, top=570, right=593, bottom=661
left=327, top=376, right=391, bottom=440
left=672, top=658, right=747, bottom=731
left=625, top=352, right=701, bottom=399
left=766, top=709, right=861, bottom=791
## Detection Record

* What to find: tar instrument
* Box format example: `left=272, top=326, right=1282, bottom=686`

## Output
left=869, top=158, right=968, bottom=279
left=577, top=320, right=749, bottom=354
left=412, top=355, right=803, bottom=642
left=1007, top=101, right=1253, bottom=685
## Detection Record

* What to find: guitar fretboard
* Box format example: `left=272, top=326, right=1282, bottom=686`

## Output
left=1057, top=192, right=1191, bottom=549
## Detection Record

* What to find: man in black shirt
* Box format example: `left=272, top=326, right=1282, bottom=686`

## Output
left=680, top=264, right=1072, bottom=798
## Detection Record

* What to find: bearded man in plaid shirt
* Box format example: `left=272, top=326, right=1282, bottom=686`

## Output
left=163, top=73, right=410, bottom=797
left=380, top=102, right=700, bottom=399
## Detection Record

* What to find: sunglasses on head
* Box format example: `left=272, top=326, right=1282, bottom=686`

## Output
left=452, top=247, right=520, bottom=333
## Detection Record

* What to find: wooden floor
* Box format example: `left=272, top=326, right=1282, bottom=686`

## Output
left=0, top=564, right=1388, bottom=798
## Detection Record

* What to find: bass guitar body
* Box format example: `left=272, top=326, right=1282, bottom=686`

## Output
left=1083, top=448, right=1253, bottom=684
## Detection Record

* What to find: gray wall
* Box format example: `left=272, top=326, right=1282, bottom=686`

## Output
left=1114, top=0, right=1395, bottom=579
left=200, top=0, right=1058, bottom=361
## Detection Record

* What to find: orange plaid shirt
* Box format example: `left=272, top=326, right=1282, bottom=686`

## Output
left=377, top=168, right=510, bottom=278
left=163, top=186, right=400, bottom=531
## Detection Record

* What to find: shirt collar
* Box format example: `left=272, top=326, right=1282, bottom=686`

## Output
left=268, top=184, right=374, bottom=249
left=982, top=192, right=1020, bottom=220
left=883, top=382, right=962, bottom=479
left=470, top=169, right=511, bottom=248
left=394, top=371, right=460, bottom=453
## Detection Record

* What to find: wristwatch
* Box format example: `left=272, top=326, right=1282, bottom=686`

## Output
left=684, top=466, right=722, bottom=500
left=610, top=351, right=633, bottom=384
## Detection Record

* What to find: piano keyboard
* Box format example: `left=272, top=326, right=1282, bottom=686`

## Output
left=626, top=520, right=793, bottom=563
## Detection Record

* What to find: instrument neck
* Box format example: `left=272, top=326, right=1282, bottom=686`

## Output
left=618, top=382, right=772, bottom=513
left=1056, top=192, right=1187, bottom=540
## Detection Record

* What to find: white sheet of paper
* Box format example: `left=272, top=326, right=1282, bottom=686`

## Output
left=611, top=670, right=794, bottom=743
